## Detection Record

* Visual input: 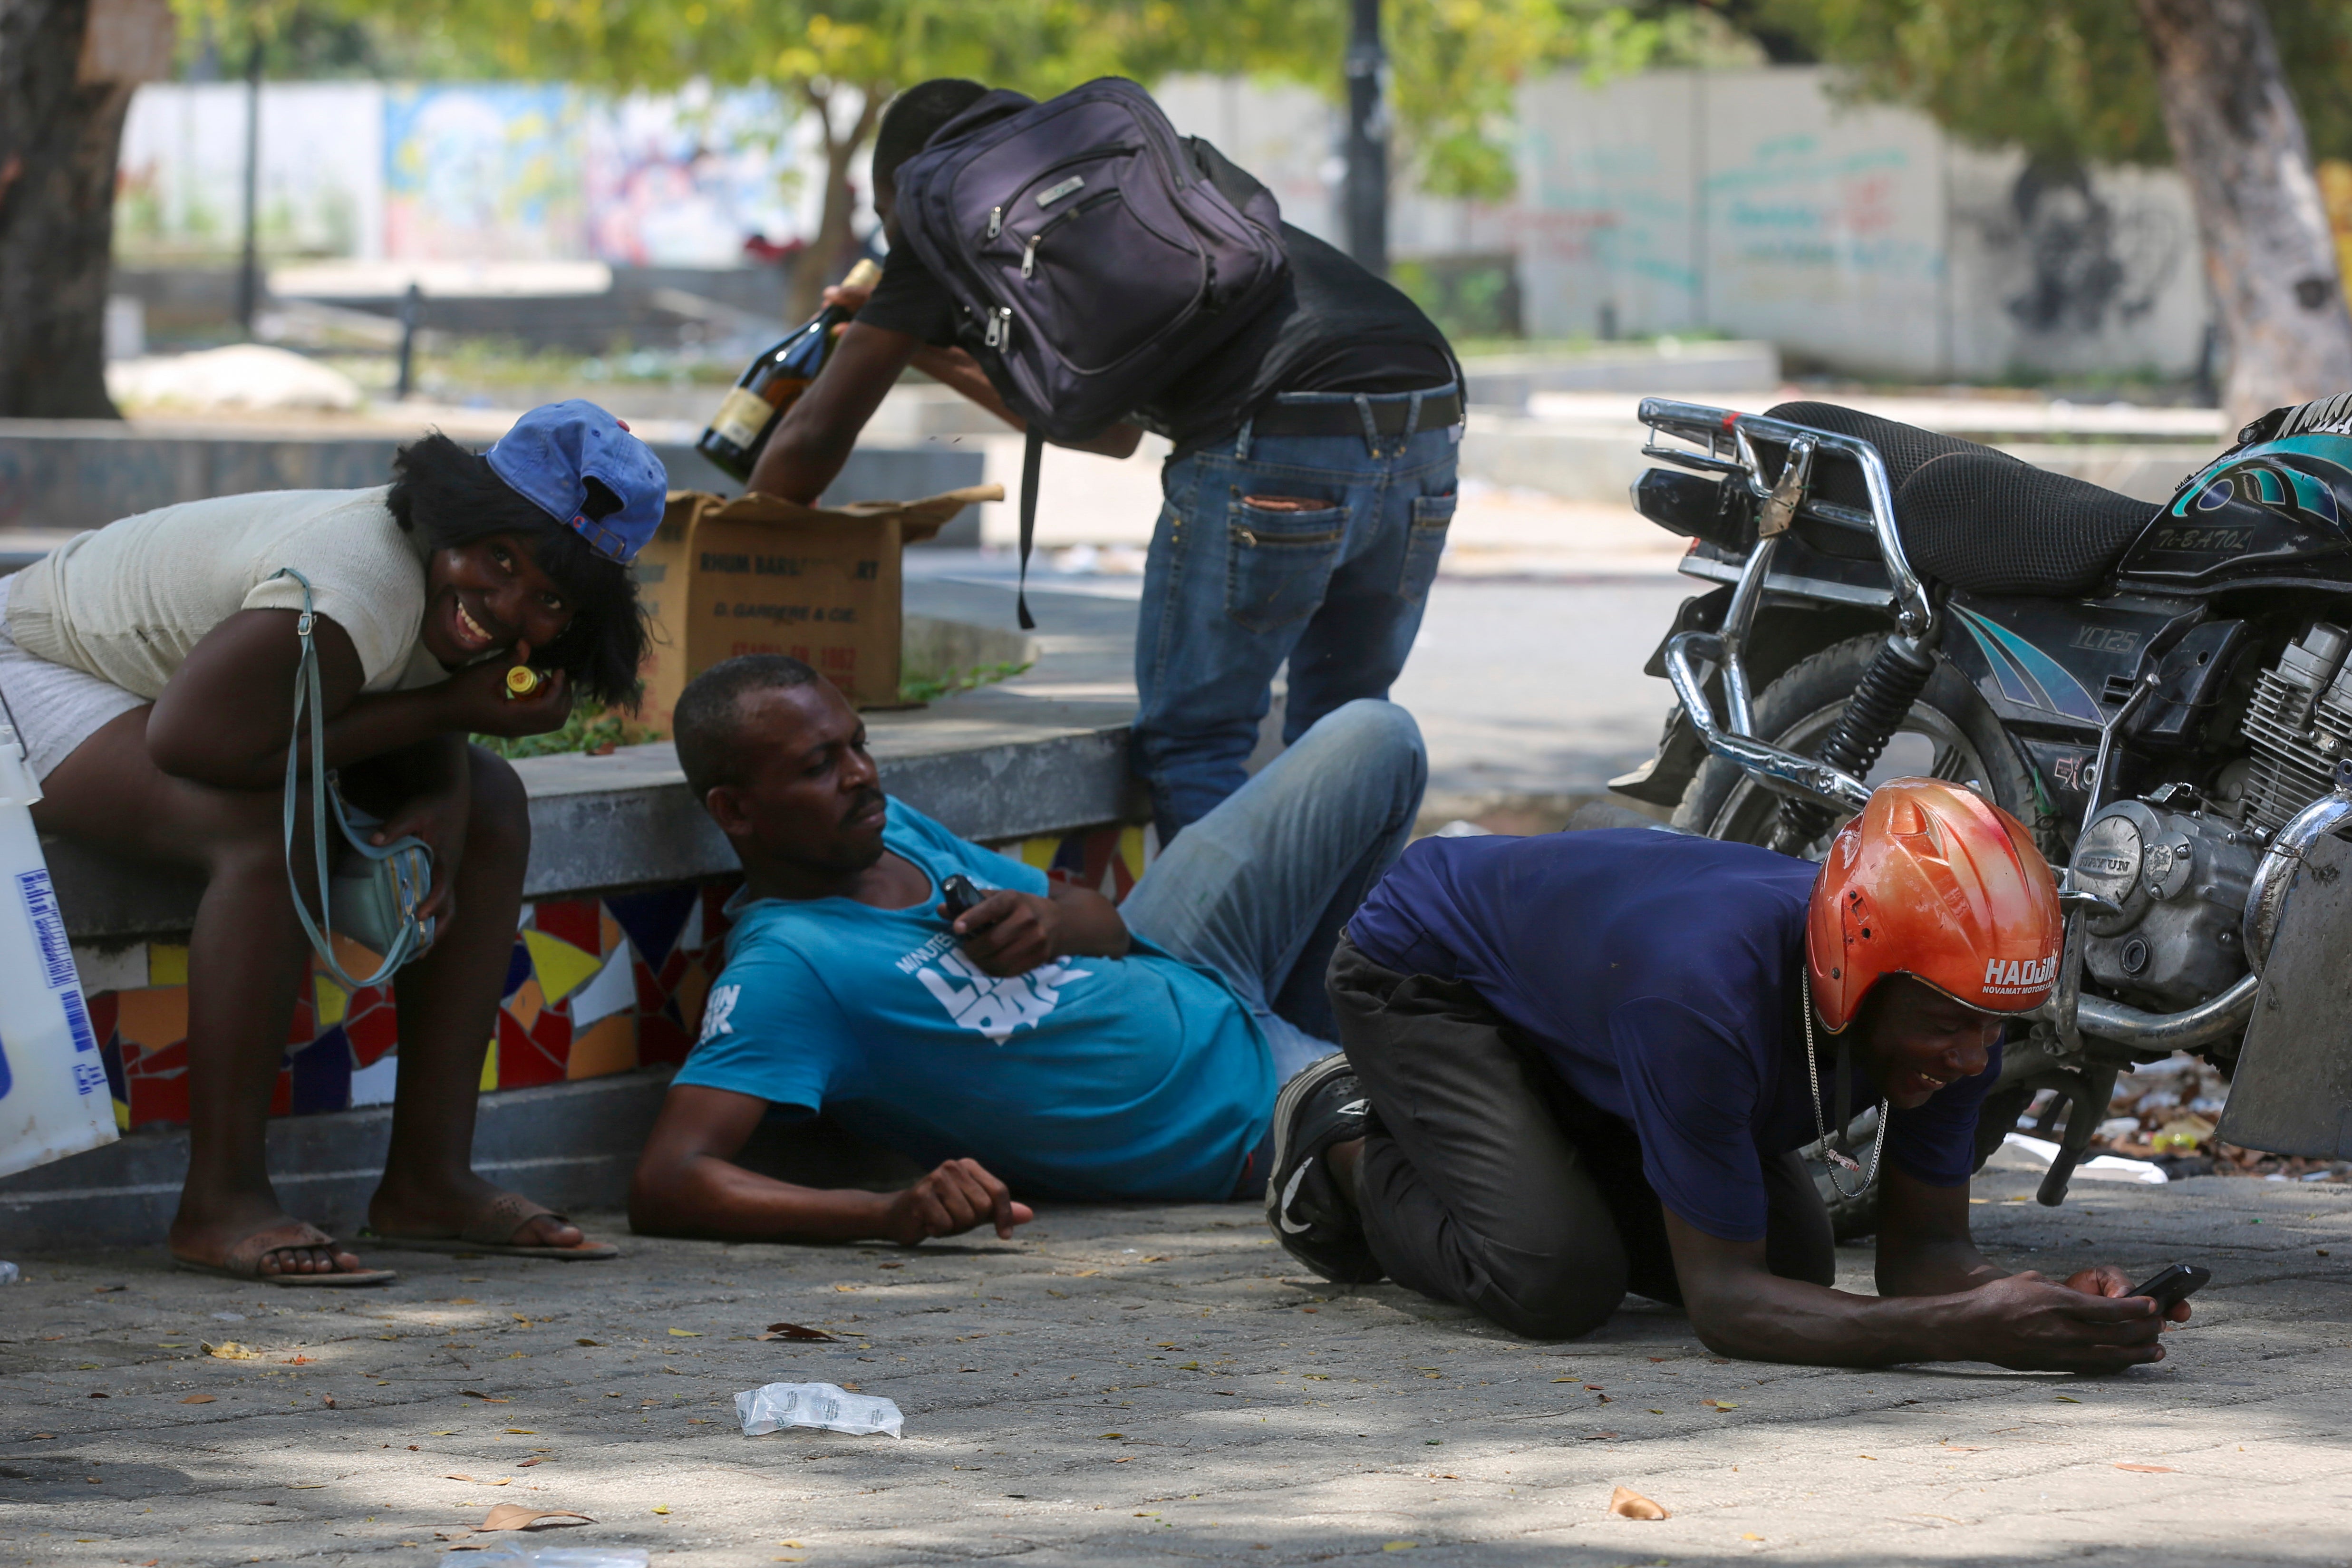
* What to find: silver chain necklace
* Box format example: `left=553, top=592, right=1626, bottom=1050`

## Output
left=1801, top=971, right=1889, bottom=1200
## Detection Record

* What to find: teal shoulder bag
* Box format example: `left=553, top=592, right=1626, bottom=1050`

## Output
left=274, top=568, right=436, bottom=989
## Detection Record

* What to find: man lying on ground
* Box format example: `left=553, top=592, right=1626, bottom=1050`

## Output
left=628, top=654, right=1425, bottom=1244
left=1268, top=781, right=2193, bottom=1371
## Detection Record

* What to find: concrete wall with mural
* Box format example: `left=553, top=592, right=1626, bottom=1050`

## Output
left=117, top=66, right=2213, bottom=378
left=1515, top=66, right=2211, bottom=379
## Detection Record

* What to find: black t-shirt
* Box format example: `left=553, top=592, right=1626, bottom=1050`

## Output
left=857, top=215, right=1455, bottom=452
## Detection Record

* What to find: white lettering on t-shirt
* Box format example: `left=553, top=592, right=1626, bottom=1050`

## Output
left=699, top=983, right=742, bottom=1043
left=906, top=943, right=1092, bottom=1044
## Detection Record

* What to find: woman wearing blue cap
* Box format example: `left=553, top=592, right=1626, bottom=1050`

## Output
left=0, top=401, right=666, bottom=1282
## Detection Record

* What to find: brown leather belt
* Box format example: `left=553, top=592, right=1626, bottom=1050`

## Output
left=1251, top=388, right=1463, bottom=438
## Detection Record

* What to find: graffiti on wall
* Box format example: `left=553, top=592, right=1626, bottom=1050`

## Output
left=2003, top=160, right=2184, bottom=339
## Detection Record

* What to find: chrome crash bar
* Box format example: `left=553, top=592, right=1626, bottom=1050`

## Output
left=1637, top=397, right=1937, bottom=640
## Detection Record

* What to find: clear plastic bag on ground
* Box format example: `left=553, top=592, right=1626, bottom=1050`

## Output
left=736, top=1381, right=904, bottom=1439
left=0, top=1262, right=19, bottom=1285
left=464, top=1550, right=648, bottom=1568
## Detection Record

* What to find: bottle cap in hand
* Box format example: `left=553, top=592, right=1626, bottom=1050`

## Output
left=504, top=665, right=542, bottom=699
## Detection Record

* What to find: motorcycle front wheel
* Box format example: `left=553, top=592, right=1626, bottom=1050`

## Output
left=1672, top=633, right=2048, bottom=1239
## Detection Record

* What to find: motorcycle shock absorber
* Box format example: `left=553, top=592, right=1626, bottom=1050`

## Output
left=1771, top=631, right=1940, bottom=852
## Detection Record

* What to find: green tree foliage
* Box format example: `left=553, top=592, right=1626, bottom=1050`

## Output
left=1757, top=0, right=2352, bottom=166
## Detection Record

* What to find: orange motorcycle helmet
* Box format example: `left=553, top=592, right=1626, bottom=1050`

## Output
left=1805, top=778, right=2063, bottom=1033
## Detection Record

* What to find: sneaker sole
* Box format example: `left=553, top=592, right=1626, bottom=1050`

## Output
left=1264, top=1050, right=1357, bottom=1233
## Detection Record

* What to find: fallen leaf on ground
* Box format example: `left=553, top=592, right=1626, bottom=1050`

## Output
left=281, top=1355, right=314, bottom=1365
left=760, top=1323, right=837, bottom=1342
left=1553, top=1377, right=1577, bottom=1383
left=320, top=1395, right=336, bottom=1409
left=1608, top=1486, right=1669, bottom=1520
left=504, top=1428, right=536, bottom=1434
left=179, top=1394, right=215, bottom=1404
left=516, top=1458, right=543, bottom=1468
left=1704, top=1400, right=1739, bottom=1411
left=1583, top=1432, right=1620, bottom=1442
left=511, top=1315, right=532, bottom=1326
left=479, top=1504, right=593, bottom=1532
left=2054, top=1394, right=2082, bottom=1403
left=1743, top=1532, right=1764, bottom=1540
left=1382, top=1543, right=1417, bottom=1552
left=2116, top=1463, right=2178, bottom=1474
left=449, top=1297, right=477, bottom=1305
left=458, top=1390, right=510, bottom=1403
left=446, top=1474, right=513, bottom=1486
left=652, top=1505, right=670, bottom=1515
left=667, top=1328, right=701, bottom=1337
left=576, top=1338, right=601, bottom=1347
left=202, top=1342, right=258, bottom=1360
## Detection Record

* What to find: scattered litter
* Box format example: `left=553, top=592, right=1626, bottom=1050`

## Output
left=0, top=1262, right=18, bottom=1285
left=1608, top=1485, right=1669, bottom=1520
left=202, top=1342, right=259, bottom=1360
left=2001, top=1133, right=2168, bottom=1185
left=455, top=1546, right=643, bottom=1567
left=736, top=1382, right=903, bottom=1439
left=759, top=1323, right=837, bottom=1343
left=321, top=1395, right=336, bottom=1409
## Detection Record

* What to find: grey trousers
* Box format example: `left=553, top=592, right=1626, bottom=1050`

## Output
left=1328, top=936, right=1836, bottom=1340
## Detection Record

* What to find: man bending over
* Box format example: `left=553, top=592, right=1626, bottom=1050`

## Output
left=629, top=655, right=1424, bottom=1245
left=1268, top=780, right=2192, bottom=1371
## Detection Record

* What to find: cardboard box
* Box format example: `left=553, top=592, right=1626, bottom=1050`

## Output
left=631, top=484, right=1001, bottom=731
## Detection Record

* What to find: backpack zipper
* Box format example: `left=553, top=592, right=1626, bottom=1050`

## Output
left=983, top=306, right=1012, bottom=350
left=1020, top=189, right=1122, bottom=279
left=987, top=205, right=1003, bottom=239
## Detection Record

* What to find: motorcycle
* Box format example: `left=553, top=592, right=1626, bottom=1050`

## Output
left=1612, top=392, right=2352, bottom=1234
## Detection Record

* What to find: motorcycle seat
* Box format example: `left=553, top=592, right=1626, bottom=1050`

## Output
left=1764, top=401, right=2159, bottom=597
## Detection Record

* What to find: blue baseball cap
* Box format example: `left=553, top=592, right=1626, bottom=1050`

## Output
left=484, top=400, right=668, bottom=564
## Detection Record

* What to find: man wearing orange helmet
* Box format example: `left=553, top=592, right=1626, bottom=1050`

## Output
left=1266, top=779, right=2192, bottom=1370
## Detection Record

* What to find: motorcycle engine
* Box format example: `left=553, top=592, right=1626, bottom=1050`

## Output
left=2238, top=622, right=2352, bottom=834
left=2069, top=796, right=2259, bottom=1010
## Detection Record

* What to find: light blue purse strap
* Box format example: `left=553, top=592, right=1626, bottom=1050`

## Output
left=273, top=568, right=429, bottom=990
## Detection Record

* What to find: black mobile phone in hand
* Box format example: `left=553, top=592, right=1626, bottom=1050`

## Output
left=2129, top=1263, right=2210, bottom=1311
left=940, top=874, right=986, bottom=920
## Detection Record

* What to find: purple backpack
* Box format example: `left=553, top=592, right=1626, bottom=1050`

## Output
left=891, top=78, right=1289, bottom=625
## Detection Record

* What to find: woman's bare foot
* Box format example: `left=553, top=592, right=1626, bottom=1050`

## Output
left=169, top=1200, right=370, bottom=1278
left=367, top=1171, right=588, bottom=1250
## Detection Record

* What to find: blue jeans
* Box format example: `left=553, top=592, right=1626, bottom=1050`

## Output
left=1120, top=697, right=1427, bottom=1084
left=1133, top=387, right=1460, bottom=839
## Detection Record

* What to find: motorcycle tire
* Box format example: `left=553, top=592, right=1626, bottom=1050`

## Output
left=1673, top=633, right=2048, bottom=1239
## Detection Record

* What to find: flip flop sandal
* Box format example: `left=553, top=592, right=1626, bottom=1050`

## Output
left=359, top=1191, right=619, bottom=1260
left=171, top=1220, right=398, bottom=1287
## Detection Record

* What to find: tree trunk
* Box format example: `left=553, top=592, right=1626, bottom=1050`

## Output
left=2133, top=0, right=2352, bottom=427
left=784, top=82, right=884, bottom=323
left=0, top=0, right=148, bottom=418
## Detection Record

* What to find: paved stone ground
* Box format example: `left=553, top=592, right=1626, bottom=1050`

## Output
left=7, top=1154, right=2351, bottom=1568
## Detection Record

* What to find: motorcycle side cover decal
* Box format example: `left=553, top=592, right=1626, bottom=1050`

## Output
left=1949, top=604, right=2104, bottom=724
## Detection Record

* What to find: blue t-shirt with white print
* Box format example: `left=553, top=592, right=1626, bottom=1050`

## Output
left=675, top=798, right=1274, bottom=1200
